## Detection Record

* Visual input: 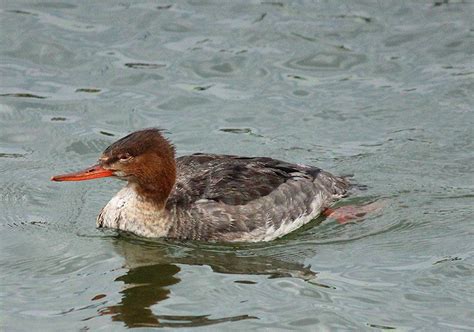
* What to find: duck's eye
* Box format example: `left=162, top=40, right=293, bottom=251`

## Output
left=118, top=153, right=132, bottom=162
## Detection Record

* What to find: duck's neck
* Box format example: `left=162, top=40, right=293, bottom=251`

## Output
left=132, top=154, right=177, bottom=208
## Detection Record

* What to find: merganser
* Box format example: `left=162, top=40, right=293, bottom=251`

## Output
left=52, top=128, right=349, bottom=242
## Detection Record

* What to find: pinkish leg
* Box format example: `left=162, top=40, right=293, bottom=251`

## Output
left=323, top=200, right=386, bottom=224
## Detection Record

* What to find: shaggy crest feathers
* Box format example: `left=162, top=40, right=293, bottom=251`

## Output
left=102, top=128, right=175, bottom=164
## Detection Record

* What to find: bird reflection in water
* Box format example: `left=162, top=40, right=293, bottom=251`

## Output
left=90, top=235, right=318, bottom=328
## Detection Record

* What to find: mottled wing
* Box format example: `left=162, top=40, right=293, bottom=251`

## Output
left=168, top=154, right=322, bottom=206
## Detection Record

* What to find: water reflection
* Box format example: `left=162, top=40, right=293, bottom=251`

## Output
left=99, top=263, right=182, bottom=328
left=96, top=236, right=317, bottom=328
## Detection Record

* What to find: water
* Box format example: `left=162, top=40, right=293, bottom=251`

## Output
left=1, top=1, right=473, bottom=330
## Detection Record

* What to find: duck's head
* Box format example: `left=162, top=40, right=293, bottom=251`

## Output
left=52, top=128, right=176, bottom=203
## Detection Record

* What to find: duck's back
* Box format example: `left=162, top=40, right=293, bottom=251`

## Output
left=165, top=154, right=349, bottom=242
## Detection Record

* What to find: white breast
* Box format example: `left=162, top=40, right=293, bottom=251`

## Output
left=97, top=185, right=171, bottom=238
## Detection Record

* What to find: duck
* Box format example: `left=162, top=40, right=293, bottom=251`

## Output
left=52, top=128, right=349, bottom=242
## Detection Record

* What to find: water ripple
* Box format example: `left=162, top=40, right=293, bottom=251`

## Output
left=282, top=52, right=367, bottom=72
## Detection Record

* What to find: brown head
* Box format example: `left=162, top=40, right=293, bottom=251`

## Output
left=52, top=128, right=177, bottom=206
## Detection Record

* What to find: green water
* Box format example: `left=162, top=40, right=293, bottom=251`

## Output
left=1, top=1, right=473, bottom=330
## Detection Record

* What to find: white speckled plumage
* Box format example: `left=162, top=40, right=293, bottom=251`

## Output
left=97, top=185, right=172, bottom=238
